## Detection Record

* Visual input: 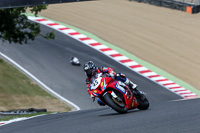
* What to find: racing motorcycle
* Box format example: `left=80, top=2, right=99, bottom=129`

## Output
left=90, top=73, right=149, bottom=114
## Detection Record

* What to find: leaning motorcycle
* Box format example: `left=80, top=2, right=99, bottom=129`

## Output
left=89, top=73, right=149, bottom=114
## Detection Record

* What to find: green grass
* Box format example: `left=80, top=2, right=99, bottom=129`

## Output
left=0, top=58, right=53, bottom=97
left=0, top=58, right=71, bottom=115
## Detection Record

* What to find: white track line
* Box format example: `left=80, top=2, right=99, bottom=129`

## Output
left=0, top=52, right=80, bottom=111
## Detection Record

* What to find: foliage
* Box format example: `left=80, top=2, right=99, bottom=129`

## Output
left=0, top=5, right=55, bottom=44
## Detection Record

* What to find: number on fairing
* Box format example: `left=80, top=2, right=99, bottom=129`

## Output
left=90, top=78, right=101, bottom=90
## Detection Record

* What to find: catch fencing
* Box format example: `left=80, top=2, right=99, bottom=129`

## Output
left=174, top=0, right=199, bottom=5
left=0, top=0, right=93, bottom=8
left=130, top=0, right=200, bottom=13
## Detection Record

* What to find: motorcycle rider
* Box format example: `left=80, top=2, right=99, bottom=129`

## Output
left=83, top=61, right=142, bottom=106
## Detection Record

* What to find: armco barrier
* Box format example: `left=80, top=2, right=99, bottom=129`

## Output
left=129, top=0, right=200, bottom=13
left=0, top=0, right=93, bottom=8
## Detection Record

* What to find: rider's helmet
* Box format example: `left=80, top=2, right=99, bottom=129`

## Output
left=83, top=61, right=96, bottom=77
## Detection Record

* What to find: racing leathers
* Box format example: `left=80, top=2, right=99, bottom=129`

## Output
left=85, top=67, right=138, bottom=106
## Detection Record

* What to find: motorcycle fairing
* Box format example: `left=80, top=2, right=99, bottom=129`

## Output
left=93, top=90, right=101, bottom=96
left=101, top=79, right=107, bottom=91
left=89, top=74, right=140, bottom=110
left=114, top=81, right=126, bottom=94
left=105, top=80, right=139, bottom=110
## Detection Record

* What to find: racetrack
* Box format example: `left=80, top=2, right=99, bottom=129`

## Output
left=1, top=99, right=200, bottom=133
left=0, top=22, right=190, bottom=132
left=1, top=1, right=200, bottom=131
left=39, top=0, right=200, bottom=90
left=0, top=24, right=181, bottom=110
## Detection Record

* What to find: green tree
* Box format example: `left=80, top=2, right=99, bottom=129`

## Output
left=0, top=5, right=55, bottom=44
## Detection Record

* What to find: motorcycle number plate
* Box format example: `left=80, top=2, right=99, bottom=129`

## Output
left=90, top=78, right=101, bottom=90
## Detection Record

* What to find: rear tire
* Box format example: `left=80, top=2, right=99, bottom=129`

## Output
left=104, top=93, right=127, bottom=114
left=136, top=95, right=149, bottom=110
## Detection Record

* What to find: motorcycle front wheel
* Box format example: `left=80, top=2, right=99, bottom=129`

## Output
left=104, top=93, right=127, bottom=114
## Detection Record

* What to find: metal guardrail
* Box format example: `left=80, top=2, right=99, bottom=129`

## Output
left=174, top=0, right=200, bottom=5
left=130, top=0, right=200, bottom=13
left=0, top=0, right=94, bottom=8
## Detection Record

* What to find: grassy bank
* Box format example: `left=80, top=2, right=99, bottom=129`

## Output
left=0, top=58, right=71, bottom=115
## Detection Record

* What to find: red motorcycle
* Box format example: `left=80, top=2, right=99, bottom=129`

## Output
left=90, top=73, right=149, bottom=114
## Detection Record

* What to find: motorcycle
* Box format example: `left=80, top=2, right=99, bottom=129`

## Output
left=90, top=73, right=149, bottom=114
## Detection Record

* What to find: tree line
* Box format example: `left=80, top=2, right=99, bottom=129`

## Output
left=0, top=5, right=55, bottom=44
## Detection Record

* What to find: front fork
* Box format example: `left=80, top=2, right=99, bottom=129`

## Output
left=103, top=90, right=118, bottom=98
left=111, top=91, right=118, bottom=98
left=104, top=90, right=125, bottom=108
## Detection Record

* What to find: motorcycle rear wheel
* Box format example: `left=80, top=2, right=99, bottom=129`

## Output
left=136, top=95, right=149, bottom=110
left=104, top=93, right=127, bottom=114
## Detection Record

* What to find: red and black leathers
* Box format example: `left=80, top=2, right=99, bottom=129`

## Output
left=85, top=66, right=140, bottom=102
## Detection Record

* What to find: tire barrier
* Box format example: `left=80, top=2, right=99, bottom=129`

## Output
left=0, top=108, right=47, bottom=116
left=129, top=0, right=200, bottom=13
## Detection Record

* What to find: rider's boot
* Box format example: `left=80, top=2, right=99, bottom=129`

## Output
left=126, top=80, right=144, bottom=97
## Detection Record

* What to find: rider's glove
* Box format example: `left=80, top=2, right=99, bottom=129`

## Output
left=109, top=71, right=115, bottom=79
left=115, top=73, right=126, bottom=79
left=116, top=73, right=125, bottom=77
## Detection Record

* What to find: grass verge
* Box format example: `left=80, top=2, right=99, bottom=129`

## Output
left=0, top=58, right=71, bottom=117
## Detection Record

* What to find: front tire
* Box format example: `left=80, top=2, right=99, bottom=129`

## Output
left=104, top=93, right=127, bottom=114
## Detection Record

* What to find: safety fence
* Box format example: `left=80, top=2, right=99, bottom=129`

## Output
left=0, top=0, right=93, bottom=8
left=175, top=0, right=199, bottom=5
left=129, top=0, right=200, bottom=13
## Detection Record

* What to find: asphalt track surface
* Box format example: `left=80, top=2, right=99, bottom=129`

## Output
left=0, top=25, right=181, bottom=109
left=1, top=25, right=199, bottom=132
left=1, top=99, right=200, bottom=133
